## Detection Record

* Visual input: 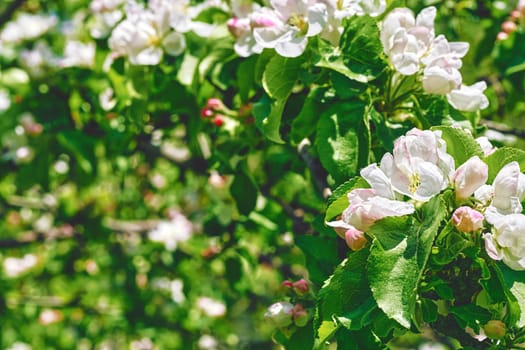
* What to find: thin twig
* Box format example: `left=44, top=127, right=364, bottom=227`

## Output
left=0, top=0, right=25, bottom=29
left=481, top=119, right=525, bottom=139
left=297, top=138, right=331, bottom=199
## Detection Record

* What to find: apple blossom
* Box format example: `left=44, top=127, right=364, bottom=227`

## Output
left=447, top=81, right=490, bottom=112
left=0, top=13, right=57, bottom=44
left=344, top=226, right=367, bottom=251
left=253, top=0, right=327, bottom=57
left=89, top=0, right=125, bottom=38
left=491, top=162, right=525, bottom=214
left=387, top=129, right=455, bottom=201
left=148, top=212, right=193, bottom=251
left=264, top=301, right=294, bottom=327
left=380, top=7, right=436, bottom=75
left=60, top=41, right=96, bottom=68
left=452, top=206, right=484, bottom=233
left=484, top=214, right=525, bottom=271
left=453, top=156, right=488, bottom=200
left=476, top=136, right=496, bottom=156
left=421, top=35, right=469, bottom=94
left=108, top=4, right=186, bottom=65
left=197, top=297, right=227, bottom=317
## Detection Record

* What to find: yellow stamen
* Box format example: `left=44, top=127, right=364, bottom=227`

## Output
left=409, top=173, right=421, bottom=194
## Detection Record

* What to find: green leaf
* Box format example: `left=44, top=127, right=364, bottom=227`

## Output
left=316, top=101, right=369, bottom=184
left=237, top=56, right=257, bottom=102
left=230, top=162, right=258, bottom=216
left=315, top=249, right=375, bottom=342
left=57, top=130, right=96, bottom=175
left=262, top=55, right=304, bottom=100
left=339, top=16, right=386, bottom=81
left=296, top=235, right=339, bottom=286
left=501, top=265, right=525, bottom=327
left=325, top=177, right=369, bottom=221
left=253, top=94, right=286, bottom=143
left=449, top=304, right=492, bottom=329
left=290, top=88, right=327, bottom=144
left=314, top=39, right=372, bottom=83
left=367, top=196, right=446, bottom=328
left=432, top=126, right=483, bottom=167
left=484, top=147, right=525, bottom=183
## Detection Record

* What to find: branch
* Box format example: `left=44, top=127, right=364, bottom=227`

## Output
left=297, top=138, right=331, bottom=199
left=481, top=119, right=525, bottom=139
left=0, top=0, right=25, bottom=29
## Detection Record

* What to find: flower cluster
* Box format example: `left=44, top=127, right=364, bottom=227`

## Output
left=329, top=127, right=525, bottom=271
left=228, top=0, right=385, bottom=57
left=264, top=278, right=312, bottom=329
left=380, top=7, right=489, bottom=112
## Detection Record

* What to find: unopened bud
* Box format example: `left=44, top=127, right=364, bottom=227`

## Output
left=483, top=320, right=506, bottom=339
left=292, top=304, right=308, bottom=327
left=453, top=156, right=488, bottom=200
left=206, top=98, right=223, bottom=110
left=497, top=32, right=509, bottom=41
left=214, top=116, right=224, bottom=127
left=502, top=21, right=517, bottom=34
left=201, top=108, right=214, bottom=118
left=281, top=280, right=293, bottom=289
left=292, top=279, right=309, bottom=295
left=264, top=301, right=293, bottom=328
left=345, top=227, right=367, bottom=251
left=452, top=206, right=484, bottom=232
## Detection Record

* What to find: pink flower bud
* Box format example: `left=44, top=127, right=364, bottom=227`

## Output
left=502, top=21, right=517, bottom=34
left=453, top=156, right=488, bottom=200
left=206, top=98, right=223, bottom=110
left=452, top=206, right=484, bottom=232
left=264, top=301, right=293, bottom=328
left=292, top=279, right=309, bottom=295
left=292, top=304, right=309, bottom=327
left=200, top=108, right=214, bottom=118
left=497, top=32, right=509, bottom=41
left=281, top=280, right=293, bottom=289
left=214, top=116, right=224, bottom=127
left=344, top=227, right=367, bottom=251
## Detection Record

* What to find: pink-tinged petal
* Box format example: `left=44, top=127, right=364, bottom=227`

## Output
left=483, top=233, right=503, bottom=261
left=360, top=163, right=395, bottom=199
left=453, top=156, right=488, bottom=200
left=344, top=227, right=367, bottom=251
left=452, top=206, right=484, bottom=232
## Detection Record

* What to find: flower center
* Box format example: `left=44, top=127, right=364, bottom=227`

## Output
left=287, top=13, right=308, bottom=35
left=409, top=173, right=421, bottom=194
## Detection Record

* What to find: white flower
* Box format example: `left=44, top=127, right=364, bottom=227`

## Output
left=388, top=129, right=455, bottom=201
left=476, top=136, right=496, bottom=156
left=108, top=5, right=186, bottom=65
left=0, top=90, right=10, bottom=112
left=0, top=13, right=57, bottom=44
left=253, top=0, right=327, bottom=57
left=453, top=156, right=488, bottom=200
left=484, top=213, right=525, bottom=270
left=422, top=35, right=469, bottom=94
left=148, top=212, right=193, bottom=251
left=264, top=301, right=294, bottom=327
left=6, top=343, right=32, bottom=350
left=380, top=7, right=436, bottom=75
left=60, top=41, right=96, bottom=68
left=227, top=1, right=265, bottom=57
left=3, top=254, right=38, bottom=278
left=19, top=41, right=58, bottom=78
left=149, top=0, right=216, bottom=37
left=197, top=297, right=227, bottom=317
left=198, top=335, right=219, bottom=350
left=447, top=81, right=490, bottom=112
left=89, top=0, right=126, bottom=38
left=99, top=87, right=117, bottom=111
left=170, top=279, right=186, bottom=304
left=491, top=162, right=525, bottom=214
